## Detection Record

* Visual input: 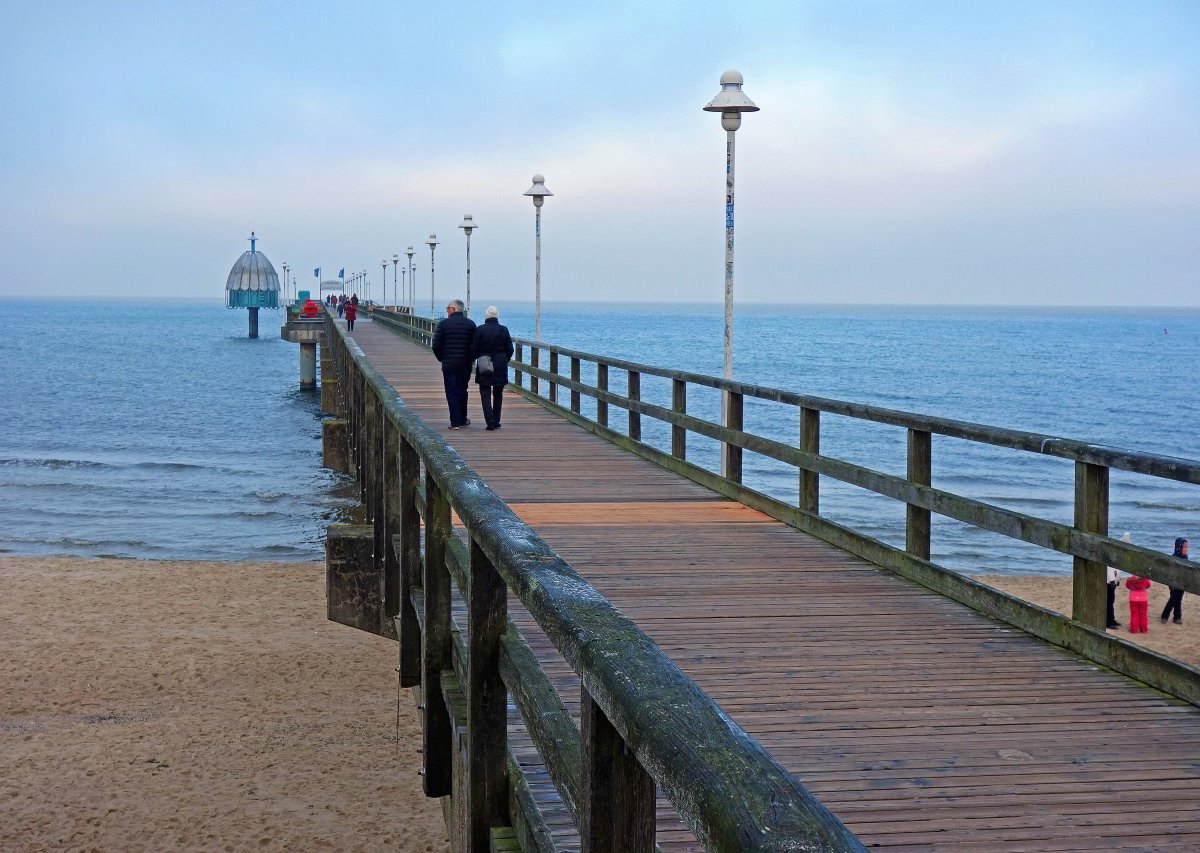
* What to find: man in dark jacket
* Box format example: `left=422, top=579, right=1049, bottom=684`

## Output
left=431, top=299, right=477, bottom=429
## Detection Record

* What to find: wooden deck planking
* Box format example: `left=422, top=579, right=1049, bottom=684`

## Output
left=348, top=320, right=1200, bottom=851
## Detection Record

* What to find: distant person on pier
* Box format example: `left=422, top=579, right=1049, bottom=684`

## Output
left=350, top=293, right=359, bottom=306
left=471, top=305, right=514, bottom=431
left=337, top=298, right=345, bottom=318
left=1126, top=572, right=1151, bottom=634
left=1161, top=537, right=1189, bottom=625
left=344, top=299, right=357, bottom=331
left=432, top=299, right=477, bottom=430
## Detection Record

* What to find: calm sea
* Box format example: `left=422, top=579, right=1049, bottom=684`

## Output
left=3, top=299, right=1197, bottom=573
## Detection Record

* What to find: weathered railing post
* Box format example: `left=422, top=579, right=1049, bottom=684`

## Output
left=799, top=407, right=820, bottom=514
left=627, top=371, right=641, bottom=442
left=397, top=436, right=421, bottom=686
left=382, top=416, right=400, bottom=640
left=580, top=687, right=655, bottom=853
left=514, top=343, right=524, bottom=388
left=421, top=472, right=453, bottom=796
left=723, top=390, right=743, bottom=484
left=530, top=346, right=540, bottom=396
left=1072, top=461, right=1109, bottom=630
left=461, top=538, right=509, bottom=849
left=906, top=428, right=932, bottom=560
left=671, top=379, right=687, bottom=460
left=570, top=357, right=581, bottom=414
left=597, top=364, right=609, bottom=428
left=549, top=350, right=559, bottom=404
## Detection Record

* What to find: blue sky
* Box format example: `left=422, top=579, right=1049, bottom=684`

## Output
left=2, top=1, right=1197, bottom=305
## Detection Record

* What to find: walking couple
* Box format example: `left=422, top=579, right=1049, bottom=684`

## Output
left=431, top=300, right=513, bottom=431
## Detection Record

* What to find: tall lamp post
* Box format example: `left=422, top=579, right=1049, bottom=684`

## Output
left=458, top=214, right=477, bottom=316
left=426, top=234, right=439, bottom=317
left=703, top=69, right=758, bottom=477
left=406, top=246, right=415, bottom=312
left=362, top=270, right=368, bottom=305
left=523, top=174, right=552, bottom=341
left=381, top=260, right=388, bottom=308
left=282, top=262, right=289, bottom=302
left=392, top=254, right=399, bottom=310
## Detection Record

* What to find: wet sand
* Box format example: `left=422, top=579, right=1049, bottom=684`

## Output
left=0, top=556, right=448, bottom=852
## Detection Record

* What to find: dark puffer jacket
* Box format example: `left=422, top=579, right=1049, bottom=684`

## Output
left=432, top=312, right=477, bottom=371
left=471, top=318, right=514, bottom=386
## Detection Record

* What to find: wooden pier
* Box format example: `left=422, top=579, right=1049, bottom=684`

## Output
left=321, top=310, right=1200, bottom=851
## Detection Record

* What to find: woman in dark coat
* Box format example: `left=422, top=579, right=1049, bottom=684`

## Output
left=471, top=305, right=514, bottom=430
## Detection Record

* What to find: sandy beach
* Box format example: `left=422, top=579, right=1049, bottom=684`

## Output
left=977, top=574, right=1200, bottom=668
left=0, top=556, right=447, bottom=852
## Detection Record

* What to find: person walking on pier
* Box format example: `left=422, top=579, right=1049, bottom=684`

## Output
left=1161, top=537, right=1189, bottom=625
left=432, top=299, right=477, bottom=429
left=471, top=305, right=514, bottom=431
left=343, top=299, right=357, bottom=331
left=1126, top=572, right=1151, bottom=633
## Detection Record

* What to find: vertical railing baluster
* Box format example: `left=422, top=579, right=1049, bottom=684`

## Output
left=382, top=414, right=400, bottom=638
left=571, top=357, right=581, bottom=414
left=672, top=379, right=686, bottom=460
left=549, top=350, right=559, bottom=404
left=531, top=346, right=540, bottom=396
left=906, top=429, right=932, bottom=560
left=1072, top=461, right=1110, bottom=630
left=580, top=686, right=655, bottom=852
left=464, top=538, right=509, bottom=849
left=514, top=342, right=524, bottom=388
left=627, top=371, right=641, bottom=441
left=724, top=390, right=743, bottom=483
left=397, top=437, right=421, bottom=686
left=421, top=472, right=452, bottom=796
left=597, top=364, right=609, bottom=428
left=799, top=407, right=820, bottom=514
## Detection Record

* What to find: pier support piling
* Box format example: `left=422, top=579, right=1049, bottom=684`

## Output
left=300, top=342, right=317, bottom=390
left=323, top=419, right=351, bottom=473
left=325, top=524, right=381, bottom=634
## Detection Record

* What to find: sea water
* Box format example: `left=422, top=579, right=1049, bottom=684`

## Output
left=2, top=299, right=1197, bottom=573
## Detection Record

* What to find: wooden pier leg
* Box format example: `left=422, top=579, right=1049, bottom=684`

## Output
left=906, top=429, right=932, bottom=560
left=397, top=437, right=421, bottom=686
left=421, top=472, right=453, bottom=797
left=580, top=686, right=654, bottom=853
left=460, top=539, right=508, bottom=850
left=723, top=390, right=743, bottom=483
left=1072, top=461, right=1109, bottom=630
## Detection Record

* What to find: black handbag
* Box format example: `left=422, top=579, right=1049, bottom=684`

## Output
left=475, top=354, right=494, bottom=376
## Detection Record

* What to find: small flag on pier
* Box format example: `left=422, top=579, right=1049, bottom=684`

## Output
left=338, top=268, right=344, bottom=279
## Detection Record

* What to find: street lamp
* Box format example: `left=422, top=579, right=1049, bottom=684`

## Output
left=426, top=234, right=440, bottom=317
left=282, top=262, right=289, bottom=302
left=523, top=174, right=552, bottom=341
left=406, top=246, right=415, bottom=312
left=458, top=214, right=477, bottom=316
left=392, top=254, right=399, bottom=310
left=703, top=69, right=758, bottom=477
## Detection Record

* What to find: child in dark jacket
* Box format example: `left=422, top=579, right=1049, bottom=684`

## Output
left=1126, top=574, right=1151, bottom=633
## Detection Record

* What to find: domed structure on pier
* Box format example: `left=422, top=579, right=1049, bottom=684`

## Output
left=225, top=231, right=280, bottom=309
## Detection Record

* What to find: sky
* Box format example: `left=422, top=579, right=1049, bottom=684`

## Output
left=1, top=0, right=1198, bottom=306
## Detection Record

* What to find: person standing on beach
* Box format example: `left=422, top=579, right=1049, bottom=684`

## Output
left=432, top=299, right=477, bottom=430
left=344, top=299, right=357, bottom=331
left=1126, top=572, right=1151, bottom=633
left=1161, top=537, right=1189, bottom=625
left=471, top=305, right=514, bottom=431
left=1106, top=532, right=1130, bottom=629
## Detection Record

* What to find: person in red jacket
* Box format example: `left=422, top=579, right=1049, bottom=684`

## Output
left=344, top=299, right=358, bottom=331
left=1125, top=573, right=1151, bottom=634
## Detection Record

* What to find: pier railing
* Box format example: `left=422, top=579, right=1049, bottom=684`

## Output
left=371, top=309, right=1200, bottom=706
left=324, top=310, right=865, bottom=851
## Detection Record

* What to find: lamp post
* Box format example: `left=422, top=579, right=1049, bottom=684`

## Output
left=426, top=234, right=439, bottom=317
left=362, top=270, right=368, bottom=305
left=458, top=214, right=477, bottom=316
left=523, top=174, right=552, bottom=341
left=392, top=254, right=399, bottom=310
left=406, top=246, right=415, bottom=312
left=282, top=262, right=289, bottom=302
left=382, top=260, right=388, bottom=308
left=703, top=69, right=758, bottom=477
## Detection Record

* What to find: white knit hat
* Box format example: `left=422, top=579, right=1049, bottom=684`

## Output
left=485, top=305, right=499, bottom=318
